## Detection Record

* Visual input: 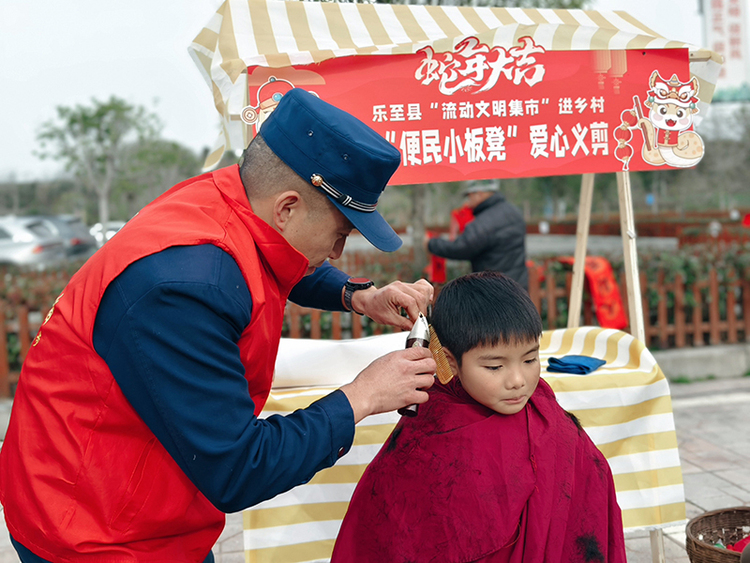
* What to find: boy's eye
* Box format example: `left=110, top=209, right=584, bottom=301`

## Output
left=525, top=358, right=538, bottom=364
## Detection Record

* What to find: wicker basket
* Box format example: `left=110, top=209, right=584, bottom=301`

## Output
left=686, top=507, right=750, bottom=563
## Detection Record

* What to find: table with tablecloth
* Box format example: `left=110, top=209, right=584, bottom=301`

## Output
left=242, top=326, right=685, bottom=563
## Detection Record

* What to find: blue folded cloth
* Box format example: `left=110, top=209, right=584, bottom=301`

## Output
left=547, top=355, right=606, bottom=374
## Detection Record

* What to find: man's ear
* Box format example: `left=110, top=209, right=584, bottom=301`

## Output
left=442, top=347, right=460, bottom=379
left=272, top=191, right=304, bottom=232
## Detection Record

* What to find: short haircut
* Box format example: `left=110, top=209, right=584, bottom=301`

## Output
left=239, top=134, right=330, bottom=217
left=431, top=271, right=542, bottom=365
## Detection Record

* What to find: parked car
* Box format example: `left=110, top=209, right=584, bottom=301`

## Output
left=0, top=216, right=66, bottom=268
left=37, top=215, right=98, bottom=259
left=90, top=221, right=126, bottom=247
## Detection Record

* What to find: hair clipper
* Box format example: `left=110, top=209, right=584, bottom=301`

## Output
left=397, top=312, right=430, bottom=417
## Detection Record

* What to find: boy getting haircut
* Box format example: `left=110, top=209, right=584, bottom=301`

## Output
left=332, top=272, right=627, bottom=563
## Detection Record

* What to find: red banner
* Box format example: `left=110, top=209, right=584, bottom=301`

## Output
left=245, top=40, right=701, bottom=185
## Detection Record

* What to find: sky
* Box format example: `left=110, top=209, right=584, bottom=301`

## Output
left=0, top=0, right=706, bottom=181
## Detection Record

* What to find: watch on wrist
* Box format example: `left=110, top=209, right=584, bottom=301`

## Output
left=344, top=277, right=374, bottom=314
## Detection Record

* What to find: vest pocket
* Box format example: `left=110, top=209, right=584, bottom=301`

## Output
left=109, top=438, right=160, bottom=532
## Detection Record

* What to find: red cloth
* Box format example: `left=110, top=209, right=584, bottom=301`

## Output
left=0, top=165, right=308, bottom=561
left=729, top=535, right=750, bottom=553
left=332, top=378, right=626, bottom=563
left=557, top=256, right=628, bottom=330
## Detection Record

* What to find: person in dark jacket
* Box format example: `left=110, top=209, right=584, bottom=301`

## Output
left=428, top=180, right=528, bottom=290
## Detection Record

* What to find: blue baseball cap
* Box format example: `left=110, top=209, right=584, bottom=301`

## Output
left=258, top=88, right=403, bottom=252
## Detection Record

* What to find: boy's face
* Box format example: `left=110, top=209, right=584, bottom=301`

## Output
left=455, top=338, right=541, bottom=415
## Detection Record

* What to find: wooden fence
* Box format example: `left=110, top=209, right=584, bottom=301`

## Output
left=526, top=266, right=750, bottom=349
left=0, top=303, right=37, bottom=398
left=1, top=264, right=748, bottom=397
left=283, top=266, right=750, bottom=347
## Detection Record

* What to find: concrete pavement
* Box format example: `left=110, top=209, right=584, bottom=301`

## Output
left=625, top=375, right=750, bottom=562
left=0, top=375, right=748, bottom=562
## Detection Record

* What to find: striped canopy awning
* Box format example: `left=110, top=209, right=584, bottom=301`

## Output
left=189, top=0, right=723, bottom=170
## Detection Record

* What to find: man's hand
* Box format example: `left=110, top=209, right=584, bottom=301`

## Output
left=350, top=279, right=433, bottom=331
left=340, top=347, right=436, bottom=423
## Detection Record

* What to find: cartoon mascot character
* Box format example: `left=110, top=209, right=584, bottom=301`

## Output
left=241, top=76, right=320, bottom=135
left=241, top=77, right=295, bottom=133
left=635, top=71, right=704, bottom=168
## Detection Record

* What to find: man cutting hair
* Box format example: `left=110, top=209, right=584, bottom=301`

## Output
left=0, top=89, right=436, bottom=562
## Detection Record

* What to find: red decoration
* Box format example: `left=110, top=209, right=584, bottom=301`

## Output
left=613, top=126, right=632, bottom=142
left=428, top=255, right=447, bottom=284
left=557, top=256, right=628, bottom=330
left=424, top=231, right=447, bottom=284
left=620, top=109, right=638, bottom=127
left=615, top=144, right=633, bottom=162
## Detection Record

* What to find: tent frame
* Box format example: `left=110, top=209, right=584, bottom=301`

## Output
left=567, top=169, right=661, bottom=561
left=190, top=4, right=723, bottom=559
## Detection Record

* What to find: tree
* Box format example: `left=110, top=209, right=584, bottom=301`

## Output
left=114, top=139, right=202, bottom=218
left=36, top=96, right=161, bottom=225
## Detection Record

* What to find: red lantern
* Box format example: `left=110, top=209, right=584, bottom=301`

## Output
left=615, top=144, right=633, bottom=162
left=613, top=126, right=632, bottom=142
left=620, top=109, right=638, bottom=128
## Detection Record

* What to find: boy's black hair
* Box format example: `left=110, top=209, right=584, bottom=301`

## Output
left=431, top=271, right=542, bottom=366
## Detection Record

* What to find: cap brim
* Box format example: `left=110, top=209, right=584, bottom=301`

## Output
left=332, top=200, right=402, bottom=252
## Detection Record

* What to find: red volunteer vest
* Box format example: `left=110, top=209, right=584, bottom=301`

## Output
left=0, top=166, right=308, bottom=561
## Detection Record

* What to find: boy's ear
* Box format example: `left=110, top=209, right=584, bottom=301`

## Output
left=442, top=347, right=460, bottom=379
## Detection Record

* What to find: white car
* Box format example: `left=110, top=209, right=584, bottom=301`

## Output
left=0, top=216, right=66, bottom=268
left=89, top=221, right=126, bottom=247
left=31, top=215, right=98, bottom=259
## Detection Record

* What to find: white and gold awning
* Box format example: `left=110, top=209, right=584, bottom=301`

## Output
left=188, top=0, right=723, bottom=170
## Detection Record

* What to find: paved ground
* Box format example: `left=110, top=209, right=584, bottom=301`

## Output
left=0, top=375, right=748, bottom=562
left=625, top=376, right=750, bottom=562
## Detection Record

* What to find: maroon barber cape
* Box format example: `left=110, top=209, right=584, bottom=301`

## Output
left=332, top=378, right=626, bottom=563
